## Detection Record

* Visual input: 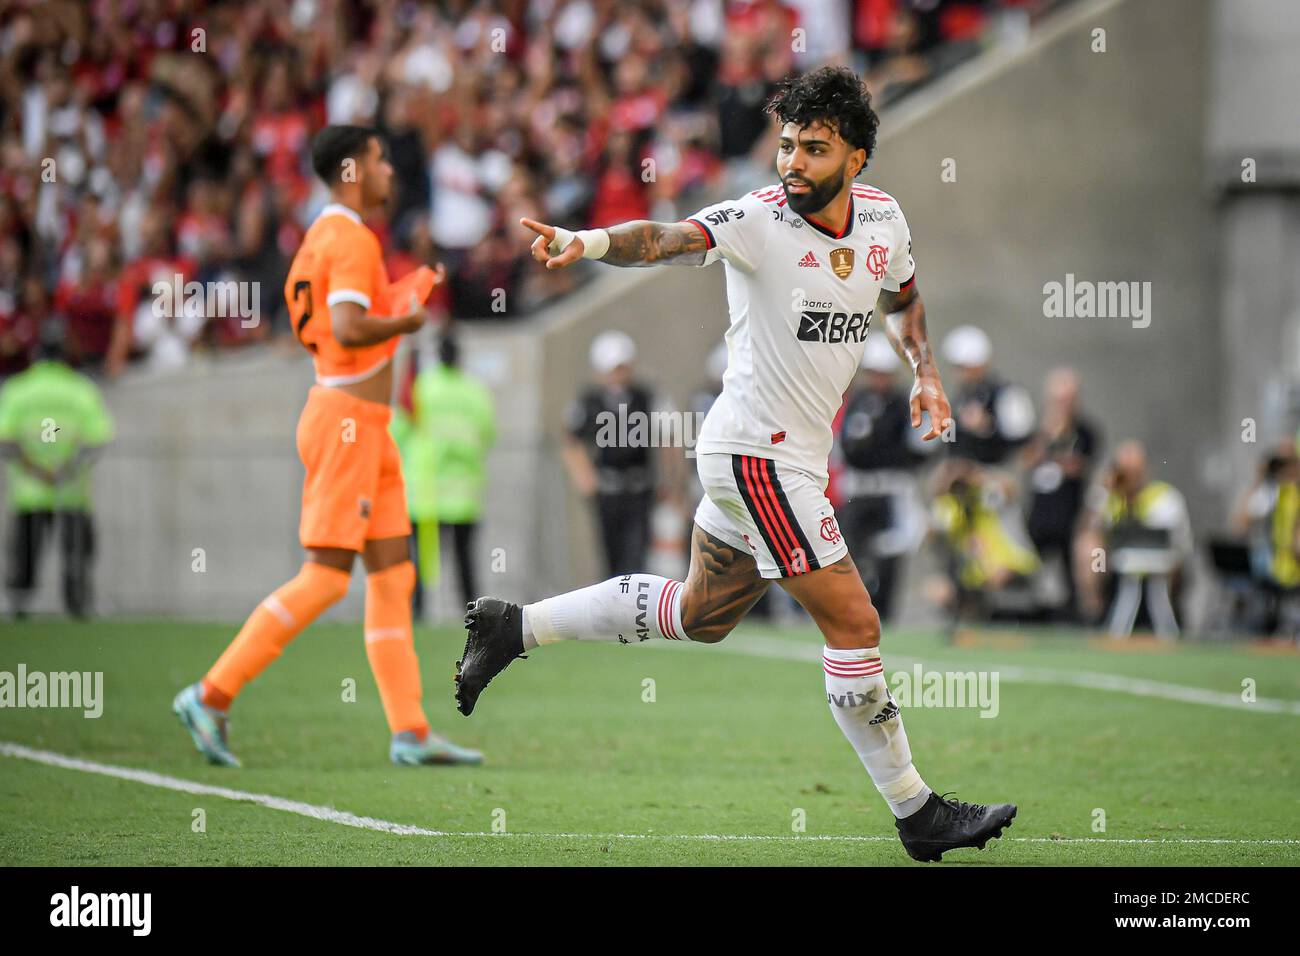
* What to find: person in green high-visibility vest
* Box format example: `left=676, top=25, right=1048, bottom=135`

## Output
left=394, top=333, right=496, bottom=618
left=0, top=330, right=114, bottom=619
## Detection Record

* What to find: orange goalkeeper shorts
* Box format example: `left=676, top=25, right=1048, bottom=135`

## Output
left=296, top=385, right=411, bottom=552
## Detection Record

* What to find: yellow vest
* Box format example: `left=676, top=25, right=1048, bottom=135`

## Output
left=1270, top=482, right=1300, bottom=587
left=1101, top=480, right=1175, bottom=527
left=933, top=493, right=1040, bottom=588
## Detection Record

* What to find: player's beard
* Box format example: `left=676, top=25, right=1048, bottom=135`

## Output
left=782, top=164, right=848, bottom=219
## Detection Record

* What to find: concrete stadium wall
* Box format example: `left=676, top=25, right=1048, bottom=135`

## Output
left=1205, top=0, right=1300, bottom=507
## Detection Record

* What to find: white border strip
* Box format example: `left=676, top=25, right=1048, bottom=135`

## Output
left=2, top=743, right=1296, bottom=847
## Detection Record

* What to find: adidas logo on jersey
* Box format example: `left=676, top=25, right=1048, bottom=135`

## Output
left=797, top=251, right=820, bottom=268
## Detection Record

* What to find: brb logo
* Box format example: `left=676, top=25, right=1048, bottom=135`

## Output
left=864, top=244, right=889, bottom=280
left=796, top=310, right=872, bottom=343
left=819, top=516, right=841, bottom=544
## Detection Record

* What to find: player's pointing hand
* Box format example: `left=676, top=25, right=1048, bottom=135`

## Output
left=521, top=217, right=587, bottom=270
left=911, top=372, right=953, bottom=442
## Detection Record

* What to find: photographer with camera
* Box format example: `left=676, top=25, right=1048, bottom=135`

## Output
left=1076, top=441, right=1193, bottom=635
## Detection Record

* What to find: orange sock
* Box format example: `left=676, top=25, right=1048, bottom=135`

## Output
left=364, top=561, right=428, bottom=736
left=203, top=562, right=352, bottom=706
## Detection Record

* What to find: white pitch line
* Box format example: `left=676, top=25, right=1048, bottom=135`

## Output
left=3, top=743, right=1297, bottom=848
left=0, top=742, right=450, bottom=837
left=711, top=635, right=1300, bottom=716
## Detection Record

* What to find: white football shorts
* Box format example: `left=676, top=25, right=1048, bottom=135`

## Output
left=692, top=451, right=848, bottom=579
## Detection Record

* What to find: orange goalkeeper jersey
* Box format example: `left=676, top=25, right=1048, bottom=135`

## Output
left=285, top=203, right=397, bottom=386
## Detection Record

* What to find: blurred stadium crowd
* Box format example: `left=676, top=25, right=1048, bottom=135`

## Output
left=0, top=0, right=1055, bottom=377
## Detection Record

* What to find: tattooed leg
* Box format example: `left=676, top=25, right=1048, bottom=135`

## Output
left=678, top=526, right=771, bottom=644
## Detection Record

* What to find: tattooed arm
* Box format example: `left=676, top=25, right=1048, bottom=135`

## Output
left=878, top=282, right=952, bottom=441
left=521, top=217, right=709, bottom=269
left=599, top=221, right=710, bottom=267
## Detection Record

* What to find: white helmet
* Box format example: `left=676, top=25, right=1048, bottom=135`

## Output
left=590, top=330, right=637, bottom=374
left=860, top=335, right=900, bottom=373
left=942, top=325, right=993, bottom=367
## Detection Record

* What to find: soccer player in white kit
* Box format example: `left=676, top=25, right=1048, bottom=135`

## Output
left=455, top=67, right=1016, bottom=861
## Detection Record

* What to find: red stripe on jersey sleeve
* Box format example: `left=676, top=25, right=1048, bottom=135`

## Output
left=684, top=218, right=716, bottom=249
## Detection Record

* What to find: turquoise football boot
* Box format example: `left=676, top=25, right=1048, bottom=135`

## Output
left=172, top=683, right=241, bottom=767
left=390, top=730, right=483, bottom=766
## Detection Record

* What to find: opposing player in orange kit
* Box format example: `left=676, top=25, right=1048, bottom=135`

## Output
left=173, top=126, right=482, bottom=767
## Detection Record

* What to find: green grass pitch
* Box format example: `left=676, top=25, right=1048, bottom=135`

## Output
left=1, top=617, right=1297, bottom=866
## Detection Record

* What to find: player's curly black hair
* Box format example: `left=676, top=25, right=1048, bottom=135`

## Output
left=765, top=66, right=879, bottom=165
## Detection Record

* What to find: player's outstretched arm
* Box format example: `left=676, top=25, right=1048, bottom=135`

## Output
left=521, top=218, right=708, bottom=269
left=600, top=220, right=710, bottom=267
left=879, top=282, right=952, bottom=442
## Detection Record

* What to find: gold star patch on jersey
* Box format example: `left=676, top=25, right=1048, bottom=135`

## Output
left=829, top=247, right=854, bottom=279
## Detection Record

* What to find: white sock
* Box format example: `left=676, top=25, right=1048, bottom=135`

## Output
left=823, top=646, right=932, bottom=819
left=522, top=574, right=685, bottom=649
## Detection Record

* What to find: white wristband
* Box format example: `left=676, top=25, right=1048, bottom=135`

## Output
left=575, top=228, right=610, bottom=260
left=548, top=227, right=610, bottom=261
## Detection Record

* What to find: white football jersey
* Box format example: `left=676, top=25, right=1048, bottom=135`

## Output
left=688, top=182, right=916, bottom=482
